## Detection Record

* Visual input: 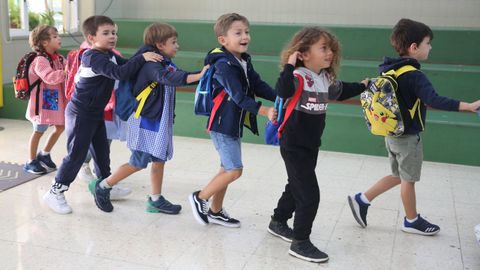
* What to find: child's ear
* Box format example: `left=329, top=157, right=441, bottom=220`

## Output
left=86, top=34, right=95, bottom=45
left=41, top=40, right=49, bottom=48
left=408, top=43, right=418, bottom=54
left=155, top=42, right=164, bottom=51
left=217, top=36, right=227, bottom=46
left=299, top=51, right=308, bottom=61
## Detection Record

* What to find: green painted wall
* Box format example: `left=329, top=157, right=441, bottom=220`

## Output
left=3, top=20, right=479, bottom=166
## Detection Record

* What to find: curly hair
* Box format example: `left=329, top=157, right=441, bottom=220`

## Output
left=29, top=25, right=57, bottom=51
left=280, top=26, right=341, bottom=80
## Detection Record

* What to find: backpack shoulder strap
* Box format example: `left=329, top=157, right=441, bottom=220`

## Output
left=393, top=65, right=424, bottom=128
left=394, top=65, right=417, bottom=77
left=134, top=81, right=158, bottom=119
left=278, top=73, right=304, bottom=138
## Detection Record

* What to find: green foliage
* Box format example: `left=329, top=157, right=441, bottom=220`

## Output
left=40, top=10, right=62, bottom=27
left=29, top=12, right=40, bottom=30
left=8, top=0, right=21, bottom=28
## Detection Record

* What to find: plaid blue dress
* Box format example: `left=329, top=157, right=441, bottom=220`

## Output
left=126, top=64, right=176, bottom=161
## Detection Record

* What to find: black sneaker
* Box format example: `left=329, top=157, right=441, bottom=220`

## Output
left=24, top=159, right=47, bottom=175
left=402, top=214, right=440, bottom=236
left=208, top=208, right=241, bottom=228
left=348, top=193, right=370, bottom=228
left=189, top=191, right=209, bottom=225
left=267, top=216, right=293, bottom=242
left=289, top=239, right=329, bottom=263
left=36, top=153, right=57, bottom=172
left=93, top=180, right=113, bottom=212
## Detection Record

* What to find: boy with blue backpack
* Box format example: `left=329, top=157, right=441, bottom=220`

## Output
left=90, top=22, right=209, bottom=213
left=42, top=15, right=163, bottom=214
left=189, top=13, right=277, bottom=227
left=348, top=18, right=480, bottom=235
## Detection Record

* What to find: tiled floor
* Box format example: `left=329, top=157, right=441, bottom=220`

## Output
left=0, top=118, right=479, bottom=270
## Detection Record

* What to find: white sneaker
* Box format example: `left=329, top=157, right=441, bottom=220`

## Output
left=78, top=163, right=95, bottom=183
left=110, top=185, right=132, bottom=200
left=42, top=190, right=72, bottom=214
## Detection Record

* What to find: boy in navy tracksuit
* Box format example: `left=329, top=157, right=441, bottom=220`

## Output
left=189, top=13, right=276, bottom=227
left=348, top=18, right=480, bottom=235
left=43, top=15, right=162, bottom=214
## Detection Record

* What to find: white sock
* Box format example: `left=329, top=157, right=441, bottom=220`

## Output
left=100, top=179, right=112, bottom=189
left=406, top=215, right=418, bottom=223
left=40, top=150, right=50, bottom=156
left=360, top=193, right=370, bottom=204
left=150, top=194, right=161, bottom=201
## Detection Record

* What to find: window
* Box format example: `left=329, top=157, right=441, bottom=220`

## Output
left=8, top=0, right=79, bottom=37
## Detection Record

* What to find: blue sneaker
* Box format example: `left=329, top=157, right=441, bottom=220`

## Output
left=93, top=180, right=113, bottom=212
left=36, top=153, right=57, bottom=172
left=348, top=193, right=370, bottom=228
left=146, top=196, right=182, bottom=214
left=402, top=214, right=440, bottom=236
left=24, top=159, right=47, bottom=175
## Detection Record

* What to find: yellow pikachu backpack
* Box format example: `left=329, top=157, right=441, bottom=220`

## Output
left=361, top=65, right=423, bottom=137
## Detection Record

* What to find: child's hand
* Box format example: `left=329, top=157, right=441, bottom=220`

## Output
left=142, top=52, right=163, bottom=62
left=288, top=51, right=301, bottom=66
left=470, top=100, right=480, bottom=112
left=459, top=100, right=480, bottom=112
left=361, top=78, right=370, bottom=88
left=267, top=107, right=277, bottom=122
left=199, top=65, right=210, bottom=77
left=186, top=65, right=210, bottom=84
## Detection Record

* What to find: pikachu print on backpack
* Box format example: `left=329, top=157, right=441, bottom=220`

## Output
left=360, top=65, right=421, bottom=137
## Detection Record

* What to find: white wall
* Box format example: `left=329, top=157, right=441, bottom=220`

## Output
left=102, top=0, right=480, bottom=28
left=2, top=0, right=480, bottom=84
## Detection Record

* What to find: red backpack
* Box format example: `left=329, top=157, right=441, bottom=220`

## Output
left=65, top=48, right=88, bottom=100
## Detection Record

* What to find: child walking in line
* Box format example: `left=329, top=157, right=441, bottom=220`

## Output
left=24, top=25, right=66, bottom=175
left=348, top=18, right=480, bottom=236
left=189, top=13, right=277, bottom=228
left=66, top=38, right=132, bottom=200
left=91, top=22, right=209, bottom=213
left=42, top=15, right=162, bottom=214
left=267, top=27, right=368, bottom=263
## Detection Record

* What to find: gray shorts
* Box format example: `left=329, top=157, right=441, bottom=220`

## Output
left=385, top=134, right=423, bottom=182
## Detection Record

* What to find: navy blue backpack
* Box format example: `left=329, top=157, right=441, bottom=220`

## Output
left=115, top=80, right=158, bottom=121
left=194, top=55, right=227, bottom=116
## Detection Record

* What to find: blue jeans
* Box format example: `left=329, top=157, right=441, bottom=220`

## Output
left=210, top=131, right=243, bottom=171
left=129, top=150, right=164, bottom=169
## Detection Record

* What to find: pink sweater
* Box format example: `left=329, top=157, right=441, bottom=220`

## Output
left=26, top=53, right=66, bottom=125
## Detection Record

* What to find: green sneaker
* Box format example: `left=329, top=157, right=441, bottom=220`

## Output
left=88, top=179, right=97, bottom=195
left=146, top=196, right=181, bottom=214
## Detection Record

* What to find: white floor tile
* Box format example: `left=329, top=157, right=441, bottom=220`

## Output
left=0, top=118, right=479, bottom=269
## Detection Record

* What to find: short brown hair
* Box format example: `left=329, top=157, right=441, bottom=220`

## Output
left=82, top=15, right=115, bottom=38
left=214, top=13, right=249, bottom=37
left=29, top=25, right=57, bottom=51
left=390, top=18, right=434, bottom=56
left=280, top=26, right=341, bottom=80
left=143, top=22, right=178, bottom=46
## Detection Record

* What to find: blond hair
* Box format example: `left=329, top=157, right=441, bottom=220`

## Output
left=29, top=25, right=57, bottom=51
left=214, top=13, right=249, bottom=37
left=280, top=26, right=341, bottom=80
left=143, top=22, right=178, bottom=46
